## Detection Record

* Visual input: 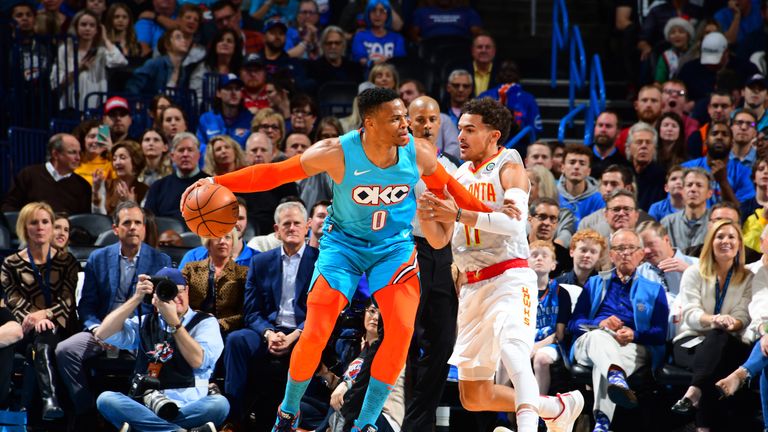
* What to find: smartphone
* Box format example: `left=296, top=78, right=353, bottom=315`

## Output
left=97, top=124, right=111, bottom=146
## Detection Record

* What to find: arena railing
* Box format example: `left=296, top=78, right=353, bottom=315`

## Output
left=558, top=103, right=586, bottom=143
left=9, top=34, right=79, bottom=130
left=506, top=125, right=536, bottom=149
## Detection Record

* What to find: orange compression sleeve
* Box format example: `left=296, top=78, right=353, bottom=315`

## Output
left=421, top=163, right=492, bottom=213
left=213, top=155, right=309, bottom=193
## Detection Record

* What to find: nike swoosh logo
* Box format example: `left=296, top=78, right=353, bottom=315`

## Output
left=354, top=169, right=371, bottom=176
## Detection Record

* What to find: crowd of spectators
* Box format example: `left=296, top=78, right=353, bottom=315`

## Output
left=2, top=0, right=768, bottom=431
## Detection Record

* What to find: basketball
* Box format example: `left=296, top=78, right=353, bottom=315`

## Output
left=182, top=183, right=239, bottom=238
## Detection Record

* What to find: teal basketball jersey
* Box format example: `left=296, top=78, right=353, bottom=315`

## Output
left=326, top=129, right=419, bottom=243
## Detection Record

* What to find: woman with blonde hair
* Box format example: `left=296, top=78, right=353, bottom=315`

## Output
left=250, top=108, right=286, bottom=151
left=204, top=135, right=247, bottom=175
left=367, top=62, right=399, bottom=90
left=182, top=228, right=247, bottom=335
left=0, top=202, right=78, bottom=420
left=670, top=220, right=753, bottom=431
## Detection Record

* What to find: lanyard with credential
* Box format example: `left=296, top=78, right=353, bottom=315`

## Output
left=714, top=267, right=733, bottom=315
left=27, top=247, right=52, bottom=307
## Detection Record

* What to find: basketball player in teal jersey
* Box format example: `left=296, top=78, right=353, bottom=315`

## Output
left=181, top=88, right=492, bottom=432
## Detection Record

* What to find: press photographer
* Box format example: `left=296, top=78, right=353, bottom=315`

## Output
left=94, top=267, right=229, bottom=432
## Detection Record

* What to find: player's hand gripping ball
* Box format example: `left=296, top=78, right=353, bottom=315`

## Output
left=182, top=183, right=238, bottom=238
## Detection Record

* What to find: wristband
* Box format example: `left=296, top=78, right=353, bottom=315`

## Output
left=455, top=208, right=462, bottom=222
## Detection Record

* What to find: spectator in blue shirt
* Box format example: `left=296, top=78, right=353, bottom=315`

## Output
left=569, top=229, right=668, bottom=432
left=179, top=197, right=258, bottom=268
left=682, top=120, right=755, bottom=205
left=134, top=0, right=178, bottom=57
left=479, top=60, right=542, bottom=149
left=649, top=165, right=686, bottom=221
left=351, top=0, right=406, bottom=69
left=197, top=73, right=254, bottom=153
left=557, top=144, right=605, bottom=227
left=249, top=0, right=298, bottom=23
left=715, top=0, right=765, bottom=60
left=409, top=0, right=482, bottom=42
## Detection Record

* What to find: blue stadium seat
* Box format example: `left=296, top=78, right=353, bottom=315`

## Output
left=180, top=231, right=202, bottom=248
left=69, top=214, right=114, bottom=243
left=0, top=225, right=9, bottom=250
left=201, top=73, right=220, bottom=114
left=317, top=81, right=357, bottom=118
left=49, top=117, right=80, bottom=135
left=155, top=216, right=187, bottom=234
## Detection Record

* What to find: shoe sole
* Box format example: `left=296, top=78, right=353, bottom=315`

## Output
left=607, top=383, right=638, bottom=409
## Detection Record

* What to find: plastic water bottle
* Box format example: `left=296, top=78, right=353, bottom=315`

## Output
left=436, top=406, right=450, bottom=432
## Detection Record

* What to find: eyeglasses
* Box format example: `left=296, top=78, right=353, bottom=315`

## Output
left=365, top=306, right=379, bottom=314
left=612, top=245, right=640, bottom=254
left=532, top=213, right=558, bottom=223
left=607, top=206, right=636, bottom=214
left=450, top=82, right=471, bottom=89
left=292, top=109, right=313, bottom=116
left=733, top=120, right=756, bottom=128
left=663, top=88, right=686, bottom=97
left=258, top=124, right=280, bottom=130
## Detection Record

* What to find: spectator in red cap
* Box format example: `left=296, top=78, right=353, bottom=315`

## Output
left=103, top=96, right=134, bottom=143
left=241, top=53, right=270, bottom=113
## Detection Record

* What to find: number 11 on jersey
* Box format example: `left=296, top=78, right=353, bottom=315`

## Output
left=464, top=225, right=481, bottom=246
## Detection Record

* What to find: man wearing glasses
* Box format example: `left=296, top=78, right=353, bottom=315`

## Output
left=307, top=26, right=363, bottom=85
left=528, top=197, right=571, bottom=275
left=661, top=80, right=699, bottom=140
left=444, top=69, right=473, bottom=127
left=730, top=110, right=758, bottom=168
left=288, top=94, right=317, bottom=136
left=568, top=229, right=668, bottom=432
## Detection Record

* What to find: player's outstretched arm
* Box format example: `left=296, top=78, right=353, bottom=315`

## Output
left=413, top=137, right=492, bottom=213
left=471, top=162, right=530, bottom=236
left=180, top=139, right=343, bottom=212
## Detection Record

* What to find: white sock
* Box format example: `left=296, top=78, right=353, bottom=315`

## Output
left=516, top=407, right=539, bottom=432
left=539, top=395, right=563, bottom=419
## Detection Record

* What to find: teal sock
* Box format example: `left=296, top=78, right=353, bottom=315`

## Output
left=280, top=374, right=310, bottom=416
left=354, top=377, right=393, bottom=428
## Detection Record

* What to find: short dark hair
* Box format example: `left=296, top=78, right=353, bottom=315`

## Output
left=562, top=143, right=593, bottom=165
left=236, top=196, right=247, bottom=208
left=461, top=97, right=512, bottom=144
left=400, top=79, right=426, bottom=95
left=733, top=109, right=758, bottom=124
left=597, top=109, right=620, bottom=124
left=210, top=0, right=235, bottom=13
left=112, top=201, right=145, bottom=226
left=290, top=93, right=318, bottom=117
left=666, top=164, right=684, bottom=181
left=708, top=120, right=733, bottom=139
left=605, top=189, right=637, bottom=206
left=357, top=87, right=400, bottom=120
left=602, top=164, right=634, bottom=186
left=497, top=60, right=520, bottom=84
left=709, top=201, right=741, bottom=220
left=709, top=90, right=733, bottom=105
left=310, top=200, right=331, bottom=218
left=529, top=197, right=560, bottom=214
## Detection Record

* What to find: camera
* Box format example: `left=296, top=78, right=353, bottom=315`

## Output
left=128, top=374, right=179, bottom=420
left=143, top=277, right=179, bottom=304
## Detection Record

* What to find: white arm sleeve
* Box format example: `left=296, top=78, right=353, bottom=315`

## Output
left=473, top=188, right=529, bottom=237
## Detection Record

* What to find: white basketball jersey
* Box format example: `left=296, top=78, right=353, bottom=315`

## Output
left=451, top=149, right=530, bottom=272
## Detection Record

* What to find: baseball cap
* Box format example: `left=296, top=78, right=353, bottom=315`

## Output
left=700, top=32, right=728, bottom=65
left=746, top=73, right=767, bottom=89
left=153, top=267, right=186, bottom=286
left=218, top=73, right=244, bottom=89
left=243, top=53, right=265, bottom=68
left=264, top=16, right=288, bottom=32
left=104, top=96, right=130, bottom=115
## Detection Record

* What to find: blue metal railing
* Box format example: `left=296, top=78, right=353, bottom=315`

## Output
left=550, top=0, right=569, bottom=89
left=584, top=54, right=606, bottom=145
left=506, top=126, right=535, bottom=149
left=551, top=0, right=606, bottom=143
left=558, top=103, right=586, bottom=143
